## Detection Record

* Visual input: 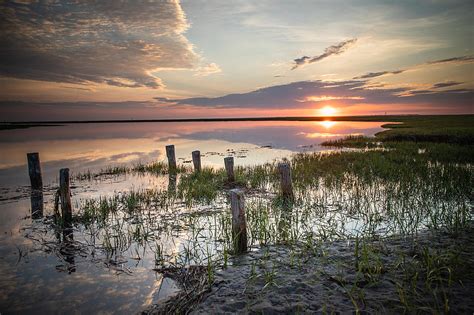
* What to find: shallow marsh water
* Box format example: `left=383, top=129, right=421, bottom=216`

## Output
left=0, top=120, right=390, bottom=314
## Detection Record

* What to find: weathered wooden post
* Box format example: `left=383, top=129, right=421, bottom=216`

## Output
left=168, top=173, right=177, bottom=195
left=61, top=228, right=76, bottom=273
left=30, top=190, right=44, bottom=219
left=59, top=168, right=73, bottom=227
left=166, top=145, right=177, bottom=173
left=54, top=188, right=60, bottom=223
left=278, top=162, right=294, bottom=201
left=278, top=201, right=293, bottom=241
left=27, top=152, right=43, bottom=190
left=192, top=150, right=201, bottom=172
left=224, top=157, right=235, bottom=182
left=27, top=153, right=43, bottom=218
left=230, top=189, right=248, bottom=254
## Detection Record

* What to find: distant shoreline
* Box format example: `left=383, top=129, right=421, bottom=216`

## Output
left=1, top=114, right=472, bottom=130
left=2, top=114, right=472, bottom=124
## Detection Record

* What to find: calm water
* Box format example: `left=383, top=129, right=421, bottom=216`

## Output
left=0, top=121, right=386, bottom=314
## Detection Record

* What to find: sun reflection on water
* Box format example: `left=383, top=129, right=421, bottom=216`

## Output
left=320, top=120, right=337, bottom=129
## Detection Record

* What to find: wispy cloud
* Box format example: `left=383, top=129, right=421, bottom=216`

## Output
left=193, top=63, right=222, bottom=77
left=292, top=39, right=358, bottom=70
left=353, top=70, right=405, bottom=79
left=432, top=81, right=462, bottom=89
left=298, top=96, right=365, bottom=102
left=427, top=55, right=474, bottom=65
left=0, top=0, right=201, bottom=89
left=354, top=55, right=474, bottom=80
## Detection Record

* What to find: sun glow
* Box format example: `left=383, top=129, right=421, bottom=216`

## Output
left=320, top=120, right=337, bottom=129
left=319, top=106, right=338, bottom=116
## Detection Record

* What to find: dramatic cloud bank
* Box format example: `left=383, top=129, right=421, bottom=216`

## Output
left=292, top=39, right=357, bottom=70
left=160, top=80, right=473, bottom=111
left=1, top=79, right=471, bottom=121
left=0, top=0, right=199, bottom=88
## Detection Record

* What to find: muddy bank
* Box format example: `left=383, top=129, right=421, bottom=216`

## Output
left=186, top=225, right=474, bottom=314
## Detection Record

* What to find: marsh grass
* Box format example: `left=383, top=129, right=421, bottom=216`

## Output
left=132, top=161, right=189, bottom=174
left=377, top=115, right=474, bottom=145
left=74, top=161, right=190, bottom=180
left=177, top=167, right=226, bottom=206
left=66, top=136, right=472, bottom=266
left=323, top=115, right=474, bottom=146
left=392, top=244, right=469, bottom=313
left=39, top=116, right=473, bottom=313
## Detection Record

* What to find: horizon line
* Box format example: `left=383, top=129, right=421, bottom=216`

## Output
left=1, top=114, right=472, bottom=125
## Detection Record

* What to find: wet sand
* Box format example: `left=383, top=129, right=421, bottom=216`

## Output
left=188, top=224, right=474, bottom=314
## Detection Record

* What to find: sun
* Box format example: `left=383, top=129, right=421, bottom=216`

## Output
left=319, top=106, right=337, bottom=116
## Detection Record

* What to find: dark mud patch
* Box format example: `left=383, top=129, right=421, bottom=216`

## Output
left=189, top=225, right=474, bottom=314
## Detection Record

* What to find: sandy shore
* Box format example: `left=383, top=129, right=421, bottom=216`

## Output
left=189, top=225, right=474, bottom=314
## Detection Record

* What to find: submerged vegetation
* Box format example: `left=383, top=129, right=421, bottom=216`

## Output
left=29, top=116, right=473, bottom=313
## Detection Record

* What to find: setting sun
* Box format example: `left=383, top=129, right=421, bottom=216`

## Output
left=319, top=106, right=338, bottom=116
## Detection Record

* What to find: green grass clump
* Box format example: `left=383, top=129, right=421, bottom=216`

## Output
left=76, top=196, right=119, bottom=226
left=75, top=160, right=190, bottom=180
left=235, top=163, right=276, bottom=190
left=321, top=134, right=380, bottom=148
left=395, top=245, right=469, bottom=313
left=177, top=167, right=226, bottom=205
left=132, top=161, right=189, bottom=174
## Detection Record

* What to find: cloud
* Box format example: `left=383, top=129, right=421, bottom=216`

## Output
left=404, top=90, right=435, bottom=95
left=354, top=55, right=473, bottom=81
left=154, top=97, right=176, bottom=103
left=292, top=39, right=357, bottom=70
left=1, top=80, right=472, bottom=121
left=0, top=0, right=200, bottom=89
left=427, top=55, right=474, bottom=65
left=432, top=81, right=462, bottom=89
left=353, top=70, right=405, bottom=79
left=193, top=63, right=222, bottom=77
left=298, top=96, right=365, bottom=102
left=162, top=79, right=473, bottom=111
left=403, top=87, right=472, bottom=96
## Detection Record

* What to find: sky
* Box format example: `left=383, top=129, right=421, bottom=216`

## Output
left=0, top=0, right=473, bottom=121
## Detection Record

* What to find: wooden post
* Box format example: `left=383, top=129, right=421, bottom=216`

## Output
left=61, top=228, right=76, bottom=273
left=168, top=173, right=177, bottom=195
left=278, top=202, right=292, bottom=241
left=54, top=189, right=60, bottom=223
left=230, top=189, right=247, bottom=254
left=278, top=162, right=294, bottom=201
left=59, top=168, right=73, bottom=227
left=27, top=152, right=43, bottom=190
left=224, top=157, right=235, bottom=182
left=192, top=150, right=201, bottom=172
left=30, top=189, right=44, bottom=219
left=166, top=145, right=177, bottom=173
